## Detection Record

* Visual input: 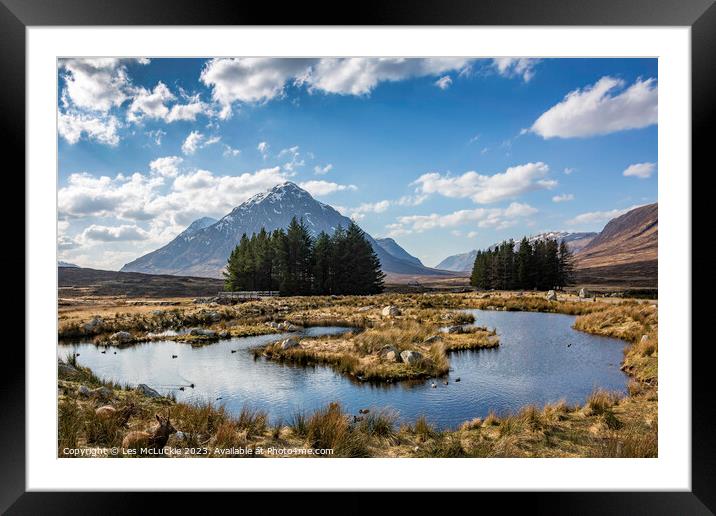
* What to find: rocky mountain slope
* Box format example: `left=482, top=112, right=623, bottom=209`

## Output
left=375, top=237, right=424, bottom=267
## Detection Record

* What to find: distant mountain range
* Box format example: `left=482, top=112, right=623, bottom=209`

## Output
left=121, top=182, right=449, bottom=278
left=58, top=260, right=79, bottom=268
left=435, top=231, right=598, bottom=272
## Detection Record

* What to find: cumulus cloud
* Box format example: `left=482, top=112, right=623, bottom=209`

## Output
left=413, top=162, right=555, bottom=204
left=530, top=76, right=658, bottom=139
left=492, top=58, right=539, bottom=82
left=386, top=202, right=537, bottom=236
left=200, top=57, right=472, bottom=117
left=298, top=180, right=357, bottom=196
left=181, top=131, right=219, bottom=155
left=566, top=204, right=643, bottom=226
left=59, top=58, right=130, bottom=112
left=552, top=193, right=575, bottom=203
left=58, top=111, right=121, bottom=146
left=81, top=224, right=149, bottom=242
left=257, top=141, right=269, bottom=158
left=149, top=156, right=183, bottom=178
left=623, top=162, right=656, bottom=179
left=223, top=144, right=241, bottom=157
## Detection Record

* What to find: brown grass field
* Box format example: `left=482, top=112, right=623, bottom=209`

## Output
left=57, top=290, right=658, bottom=458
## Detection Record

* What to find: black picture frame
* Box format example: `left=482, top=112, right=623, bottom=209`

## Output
left=3, top=0, right=709, bottom=512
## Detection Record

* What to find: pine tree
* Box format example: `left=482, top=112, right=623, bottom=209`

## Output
left=515, top=237, right=533, bottom=289
left=312, top=231, right=333, bottom=294
left=557, top=240, right=575, bottom=288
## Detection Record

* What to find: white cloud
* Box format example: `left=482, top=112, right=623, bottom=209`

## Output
left=552, top=193, right=575, bottom=203
left=348, top=200, right=391, bottom=219
left=59, top=58, right=130, bottom=112
left=200, top=57, right=472, bottom=117
left=435, top=76, right=452, bottom=90
left=81, top=224, right=149, bottom=242
left=492, top=58, right=539, bottom=82
left=298, top=180, right=357, bottom=196
left=223, top=144, right=241, bottom=157
left=567, top=204, right=643, bottom=226
left=530, top=76, right=658, bottom=139
left=467, top=231, right=478, bottom=238
left=388, top=202, right=537, bottom=236
left=623, top=162, right=656, bottom=179
left=257, top=141, right=269, bottom=158
left=182, top=131, right=203, bottom=155
left=146, top=129, right=166, bottom=145
left=278, top=146, right=305, bottom=172
left=563, top=167, right=575, bottom=175
left=181, top=131, right=220, bottom=155
left=149, top=156, right=183, bottom=178
left=58, top=111, right=121, bottom=146
left=126, top=82, right=175, bottom=123
left=413, top=162, right=555, bottom=204
left=165, top=97, right=207, bottom=122
left=314, top=163, right=333, bottom=175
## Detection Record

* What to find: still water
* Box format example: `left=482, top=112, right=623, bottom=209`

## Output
left=59, top=310, right=628, bottom=429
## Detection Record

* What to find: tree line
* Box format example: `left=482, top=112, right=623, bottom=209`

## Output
left=470, top=237, right=575, bottom=290
left=224, top=217, right=385, bottom=296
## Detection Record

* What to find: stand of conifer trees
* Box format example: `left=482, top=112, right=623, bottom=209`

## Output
left=470, top=237, right=574, bottom=290
left=224, top=217, right=385, bottom=296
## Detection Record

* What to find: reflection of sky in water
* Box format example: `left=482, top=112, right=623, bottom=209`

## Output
left=59, top=312, right=628, bottom=429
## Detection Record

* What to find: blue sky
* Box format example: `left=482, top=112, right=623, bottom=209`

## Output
left=57, top=58, right=657, bottom=269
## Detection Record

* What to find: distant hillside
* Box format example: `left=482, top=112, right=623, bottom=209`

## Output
left=576, top=203, right=657, bottom=268
left=58, top=267, right=224, bottom=298
left=574, top=203, right=657, bottom=287
left=375, top=238, right=424, bottom=267
left=58, top=260, right=79, bottom=268
left=436, top=231, right=597, bottom=272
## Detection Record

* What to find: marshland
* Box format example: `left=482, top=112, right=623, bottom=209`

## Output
left=57, top=290, right=658, bottom=458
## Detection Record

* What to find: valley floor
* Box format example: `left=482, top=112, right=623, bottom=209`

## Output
left=57, top=291, right=658, bottom=458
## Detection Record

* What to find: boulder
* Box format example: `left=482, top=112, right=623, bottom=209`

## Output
left=385, top=350, right=401, bottom=362
left=400, top=350, right=422, bottom=365
left=381, top=305, right=401, bottom=317
left=83, top=316, right=103, bottom=333
left=280, top=337, right=300, bottom=350
left=189, top=328, right=217, bottom=337
left=136, top=383, right=161, bottom=398
left=91, top=386, right=114, bottom=401
left=277, top=321, right=301, bottom=332
left=218, top=331, right=230, bottom=339
left=546, top=290, right=558, bottom=301
left=58, top=360, right=78, bottom=378
left=424, top=335, right=441, bottom=344
left=77, top=385, right=91, bottom=397
left=578, top=288, right=589, bottom=298
left=446, top=325, right=465, bottom=334
left=640, top=334, right=649, bottom=344
left=110, top=331, right=133, bottom=343
left=206, top=311, right=221, bottom=322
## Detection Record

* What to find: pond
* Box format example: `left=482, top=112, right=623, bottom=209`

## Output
left=58, top=310, right=628, bottom=429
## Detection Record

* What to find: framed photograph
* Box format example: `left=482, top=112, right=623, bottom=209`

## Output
left=6, top=0, right=710, bottom=511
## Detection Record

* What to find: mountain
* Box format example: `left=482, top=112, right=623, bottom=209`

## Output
left=58, top=260, right=79, bottom=268
left=122, top=182, right=448, bottom=278
left=178, top=216, right=217, bottom=238
left=435, top=250, right=478, bottom=273
left=375, top=237, right=424, bottom=267
left=435, top=231, right=598, bottom=272
left=575, top=203, right=657, bottom=270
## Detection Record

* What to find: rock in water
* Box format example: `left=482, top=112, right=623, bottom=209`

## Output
left=110, top=331, right=133, bottom=343
left=400, top=350, right=422, bottom=365
left=546, top=290, right=558, bottom=301
left=136, top=383, right=161, bottom=398
left=189, top=328, right=217, bottom=337
left=382, top=305, right=401, bottom=317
